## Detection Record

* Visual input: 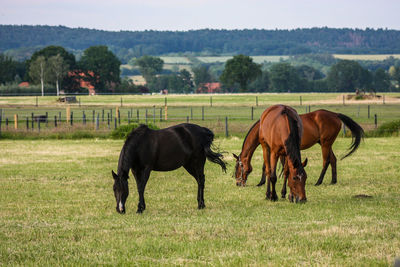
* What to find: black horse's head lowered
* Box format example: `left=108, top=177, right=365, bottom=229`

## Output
left=111, top=123, right=226, bottom=214
left=112, top=170, right=129, bottom=214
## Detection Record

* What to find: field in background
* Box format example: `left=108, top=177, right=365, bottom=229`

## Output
left=333, top=54, right=400, bottom=61
left=0, top=137, right=399, bottom=265
left=1, top=93, right=400, bottom=136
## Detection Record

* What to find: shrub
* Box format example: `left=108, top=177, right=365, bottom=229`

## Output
left=368, top=119, right=400, bottom=137
left=109, top=123, right=159, bottom=139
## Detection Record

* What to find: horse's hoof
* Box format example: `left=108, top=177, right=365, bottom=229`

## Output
left=136, top=209, right=143, bottom=214
left=331, top=181, right=337, bottom=185
left=314, top=182, right=322, bottom=186
left=198, top=203, right=205, bottom=209
left=257, top=182, right=265, bottom=187
left=281, top=194, right=286, bottom=199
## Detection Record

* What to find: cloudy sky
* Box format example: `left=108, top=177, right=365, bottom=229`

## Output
left=1, top=0, right=399, bottom=31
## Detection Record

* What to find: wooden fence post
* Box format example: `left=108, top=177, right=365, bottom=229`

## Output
left=66, top=106, right=71, bottom=123
left=164, top=106, right=168, bottom=121
left=374, top=114, right=377, bottom=129
left=225, top=117, right=229, bottom=137
left=14, top=114, right=18, bottom=130
left=202, top=106, right=204, bottom=121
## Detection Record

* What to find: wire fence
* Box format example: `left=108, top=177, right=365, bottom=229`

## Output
left=0, top=103, right=399, bottom=138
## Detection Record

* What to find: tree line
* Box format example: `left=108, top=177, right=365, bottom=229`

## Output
left=1, top=45, right=400, bottom=95
left=2, top=25, right=400, bottom=62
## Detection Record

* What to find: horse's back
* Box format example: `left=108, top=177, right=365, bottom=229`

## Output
left=260, top=105, right=298, bottom=145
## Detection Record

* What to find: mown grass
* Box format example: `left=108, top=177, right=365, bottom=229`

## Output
left=0, top=137, right=399, bottom=265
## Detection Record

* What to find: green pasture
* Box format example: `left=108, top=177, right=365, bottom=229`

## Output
left=0, top=137, right=399, bottom=265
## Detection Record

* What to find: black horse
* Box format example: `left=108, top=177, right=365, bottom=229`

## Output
left=112, top=123, right=227, bottom=214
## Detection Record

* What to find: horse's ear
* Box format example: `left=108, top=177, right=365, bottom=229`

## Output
left=232, top=153, right=239, bottom=160
left=302, top=158, right=308, bottom=168
left=112, top=170, right=118, bottom=180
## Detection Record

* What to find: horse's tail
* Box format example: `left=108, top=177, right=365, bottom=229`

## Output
left=337, top=113, right=364, bottom=160
left=201, top=127, right=227, bottom=173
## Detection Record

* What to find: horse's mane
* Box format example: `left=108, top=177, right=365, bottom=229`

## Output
left=282, top=108, right=304, bottom=175
left=118, top=124, right=149, bottom=178
left=241, top=119, right=260, bottom=152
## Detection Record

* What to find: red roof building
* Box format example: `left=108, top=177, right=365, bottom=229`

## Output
left=196, top=82, right=222, bottom=93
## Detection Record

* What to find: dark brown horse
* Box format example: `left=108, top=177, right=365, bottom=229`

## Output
left=233, top=109, right=364, bottom=196
left=112, top=123, right=226, bottom=214
left=258, top=105, right=307, bottom=202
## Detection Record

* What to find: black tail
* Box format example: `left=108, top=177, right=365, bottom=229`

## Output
left=337, top=113, right=364, bottom=160
left=201, top=127, right=227, bottom=173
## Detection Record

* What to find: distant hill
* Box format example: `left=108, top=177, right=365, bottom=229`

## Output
left=1, top=25, right=400, bottom=62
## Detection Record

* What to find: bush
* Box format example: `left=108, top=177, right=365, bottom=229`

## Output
left=109, top=123, right=159, bottom=139
left=368, top=119, right=400, bottom=137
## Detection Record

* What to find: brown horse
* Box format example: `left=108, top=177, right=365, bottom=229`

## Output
left=259, top=105, right=306, bottom=202
left=233, top=109, right=364, bottom=195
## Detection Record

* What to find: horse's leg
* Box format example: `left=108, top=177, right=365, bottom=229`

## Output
left=184, top=158, right=206, bottom=209
left=257, top=163, right=266, bottom=187
left=330, top=150, right=337, bottom=184
left=268, top=152, right=279, bottom=201
left=261, top=145, right=272, bottom=200
left=315, top=145, right=331, bottom=186
left=281, top=156, right=289, bottom=199
left=135, top=167, right=151, bottom=213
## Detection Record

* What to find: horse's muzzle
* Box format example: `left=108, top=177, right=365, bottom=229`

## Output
left=236, top=181, right=246, bottom=187
left=116, top=206, right=126, bottom=214
left=295, top=196, right=307, bottom=204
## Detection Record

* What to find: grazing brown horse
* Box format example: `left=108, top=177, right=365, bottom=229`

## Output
left=233, top=109, right=364, bottom=196
left=259, top=105, right=307, bottom=202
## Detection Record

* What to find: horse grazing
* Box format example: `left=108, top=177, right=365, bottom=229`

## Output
left=259, top=105, right=307, bottom=203
left=112, top=123, right=226, bottom=214
left=233, top=109, right=364, bottom=197
left=257, top=109, right=364, bottom=188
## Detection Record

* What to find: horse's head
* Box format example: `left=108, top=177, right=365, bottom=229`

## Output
left=233, top=153, right=252, bottom=186
left=287, top=158, right=308, bottom=203
left=112, top=170, right=129, bottom=214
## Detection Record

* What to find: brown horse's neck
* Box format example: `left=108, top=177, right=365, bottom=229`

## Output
left=240, top=120, right=261, bottom=165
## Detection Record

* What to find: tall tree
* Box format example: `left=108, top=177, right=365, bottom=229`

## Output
left=29, top=56, right=47, bottom=96
left=269, top=63, right=300, bottom=92
left=327, top=60, right=365, bottom=92
left=248, top=70, right=270, bottom=92
left=373, top=68, right=390, bottom=92
left=220, top=55, right=262, bottom=92
left=192, top=66, right=213, bottom=86
left=0, top=54, right=17, bottom=84
left=134, top=55, right=164, bottom=84
left=179, top=69, right=194, bottom=93
left=79, top=46, right=121, bottom=92
left=48, top=55, right=69, bottom=96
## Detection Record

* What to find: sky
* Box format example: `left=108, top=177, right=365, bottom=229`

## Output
left=1, top=0, right=399, bottom=31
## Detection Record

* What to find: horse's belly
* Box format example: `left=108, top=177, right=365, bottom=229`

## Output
left=153, top=157, right=186, bottom=172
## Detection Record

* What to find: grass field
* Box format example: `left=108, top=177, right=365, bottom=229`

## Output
left=0, top=136, right=399, bottom=265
